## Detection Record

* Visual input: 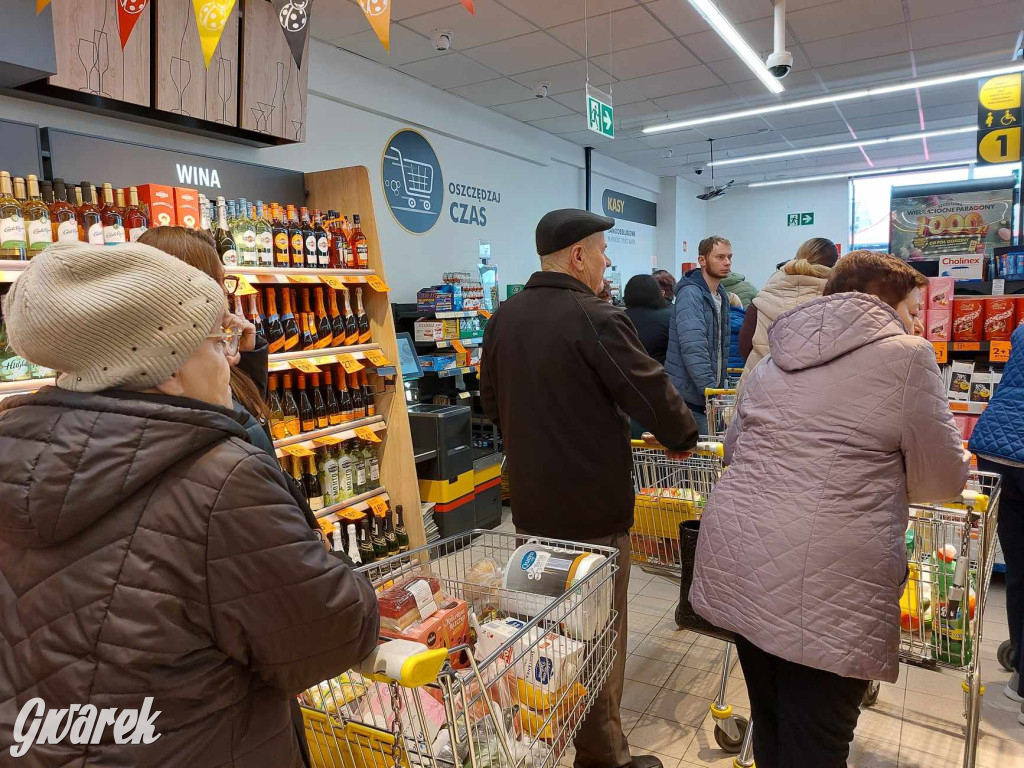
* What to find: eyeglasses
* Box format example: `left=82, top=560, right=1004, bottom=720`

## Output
left=207, top=328, right=241, bottom=357
left=222, top=276, right=240, bottom=296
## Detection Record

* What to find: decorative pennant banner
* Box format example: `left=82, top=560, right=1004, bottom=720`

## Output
left=36, top=0, right=51, bottom=12
left=460, top=0, right=475, bottom=13
left=273, top=0, right=313, bottom=69
left=117, top=0, right=150, bottom=50
left=357, top=0, right=390, bottom=52
left=192, top=0, right=236, bottom=68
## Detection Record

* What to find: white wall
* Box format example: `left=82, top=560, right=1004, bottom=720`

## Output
left=0, top=39, right=661, bottom=302
left=704, top=179, right=850, bottom=289
left=655, top=176, right=708, bottom=278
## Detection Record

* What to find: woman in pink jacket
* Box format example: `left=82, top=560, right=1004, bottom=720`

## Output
left=690, top=251, right=970, bottom=768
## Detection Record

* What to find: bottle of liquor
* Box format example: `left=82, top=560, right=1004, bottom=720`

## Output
left=314, top=287, right=334, bottom=349
left=198, top=193, right=211, bottom=232
left=300, top=207, right=317, bottom=268
left=341, top=289, right=359, bottom=346
left=350, top=214, right=369, bottom=269
left=264, top=287, right=286, bottom=354
left=267, top=374, right=286, bottom=440
left=368, top=444, right=380, bottom=490
left=347, top=522, right=362, bottom=564
left=77, top=183, right=104, bottom=246
left=349, top=371, right=366, bottom=420
left=214, top=196, right=237, bottom=266
left=339, top=216, right=355, bottom=268
left=353, top=440, right=368, bottom=494
left=286, top=205, right=304, bottom=268
left=125, top=186, right=149, bottom=242
left=48, top=179, right=79, bottom=243
left=336, top=366, right=354, bottom=422
left=328, top=288, right=346, bottom=344
left=323, top=369, right=342, bottom=426
left=280, top=288, right=300, bottom=351
left=303, top=454, right=325, bottom=512
left=72, top=184, right=83, bottom=207
left=272, top=204, right=291, bottom=268
left=114, top=187, right=128, bottom=217
left=371, top=514, right=388, bottom=560
left=299, top=288, right=319, bottom=348
left=319, top=444, right=341, bottom=506
left=298, top=306, right=316, bottom=351
left=311, top=372, right=329, bottom=430
left=281, top=372, right=301, bottom=437
left=313, top=210, right=330, bottom=268
left=384, top=507, right=399, bottom=555
left=22, top=175, right=53, bottom=257
left=12, top=177, right=26, bottom=204
left=289, top=455, right=306, bottom=502
left=247, top=293, right=266, bottom=348
left=395, top=505, right=410, bottom=553
left=99, top=183, right=126, bottom=245
left=254, top=200, right=273, bottom=267
left=338, top=441, right=354, bottom=500
left=361, top=370, right=377, bottom=417
left=326, top=209, right=342, bottom=267
left=0, top=171, right=27, bottom=260
left=231, top=198, right=257, bottom=267
left=294, top=373, right=313, bottom=433
left=355, top=287, right=371, bottom=344
left=40, top=179, right=53, bottom=205
left=332, top=521, right=345, bottom=554
left=357, top=518, right=375, bottom=564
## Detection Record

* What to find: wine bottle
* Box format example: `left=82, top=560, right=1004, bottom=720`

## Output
left=214, top=197, right=237, bottom=266
left=99, top=183, right=126, bottom=245
left=347, top=522, right=362, bottom=564
left=323, top=369, right=342, bottom=426
left=254, top=201, right=274, bottom=267
left=313, top=210, right=331, bottom=268
left=264, top=288, right=286, bottom=354
left=297, top=373, right=315, bottom=433
left=350, top=213, right=369, bottom=269
left=355, top=287, right=371, bottom=344
left=311, top=372, right=329, bottom=430
left=232, top=198, right=258, bottom=267
left=395, top=505, right=409, bottom=553
left=49, top=179, right=79, bottom=244
left=22, top=175, right=53, bottom=256
left=303, top=454, right=325, bottom=512
left=349, top=372, right=366, bottom=420
left=341, top=289, right=359, bottom=346
left=361, top=370, right=376, bottom=417
left=280, top=288, right=300, bottom=351
left=273, top=204, right=291, bottom=267
left=358, top=518, right=375, bottom=564
left=300, top=206, right=317, bottom=268
left=289, top=455, right=306, bottom=501
left=299, top=306, right=315, bottom=351
left=326, top=210, right=342, bottom=268
left=281, top=372, right=301, bottom=437
left=320, top=444, right=341, bottom=506
left=368, top=445, right=380, bottom=490
left=267, top=374, right=286, bottom=440
left=0, top=171, right=27, bottom=259
left=328, top=288, right=346, bottom=344
left=288, top=205, right=304, bottom=269
left=248, top=293, right=266, bottom=348
left=340, top=216, right=355, bottom=268
left=384, top=507, right=399, bottom=555
left=354, top=440, right=368, bottom=494
left=338, top=441, right=354, bottom=500
left=314, top=287, right=333, bottom=349
left=299, top=289, right=319, bottom=348
left=337, top=366, right=354, bottom=422
left=125, top=186, right=149, bottom=242
left=77, top=183, right=104, bottom=246
left=372, top=514, right=388, bottom=560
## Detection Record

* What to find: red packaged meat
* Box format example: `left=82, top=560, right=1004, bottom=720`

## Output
left=378, top=575, right=444, bottom=633
left=983, top=298, right=1016, bottom=341
left=952, top=299, right=984, bottom=342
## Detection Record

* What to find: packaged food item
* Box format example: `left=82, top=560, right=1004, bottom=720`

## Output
left=418, top=353, right=458, bottom=371
left=414, top=318, right=459, bottom=342
left=136, top=183, right=175, bottom=227
left=300, top=674, right=366, bottom=713
left=174, top=187, right=201, bottom=229
left=926, top=309, right=951, bottom=342
left=927, top=277, right=954, bottom=309
left=984, top=298, right=1017, bottom=341
left=377, top=575, right=444, bottom=633
left=947, top=361, right=974, bottom=403
left=381, top=597, right=470, bottom=667
left=464, top=557, right=503, bottom=619
left=969, top=370, right=992, bottom=404
left=952, top=299, right=984, bottom=342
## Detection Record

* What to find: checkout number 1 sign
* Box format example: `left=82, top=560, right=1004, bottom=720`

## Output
left=382, top=129, right=444, bottom=235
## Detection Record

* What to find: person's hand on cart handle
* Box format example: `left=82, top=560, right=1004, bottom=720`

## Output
left=642, top=432, right=692, bottom=461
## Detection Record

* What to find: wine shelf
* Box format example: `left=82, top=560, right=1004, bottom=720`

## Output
left=315, top=488, right=389, bottom=522
left=233, top=266, right=376, bottom=277
left=273, top=416, right=386, bottom=456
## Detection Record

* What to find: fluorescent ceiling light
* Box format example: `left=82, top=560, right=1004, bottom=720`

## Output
left=747, top=160, right=978, bottom=187
left=687, top=0, right=783, bottom=95
left=643, top=62, right=1024, bottom=134
left=708, top=125, right=976, bottom=167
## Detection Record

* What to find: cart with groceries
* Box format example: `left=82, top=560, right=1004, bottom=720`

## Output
left=299, top=530, right=619, bottom=768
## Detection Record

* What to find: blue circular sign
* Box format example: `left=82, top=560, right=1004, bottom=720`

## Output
left=521, top=551, right=537, bottom=570
left=382, top=129, right=443, bottom=234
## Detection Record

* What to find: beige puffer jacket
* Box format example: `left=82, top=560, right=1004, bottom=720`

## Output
left=738, top=259, right=831, bottom=397
left=690, top=293, right=970, bottom=682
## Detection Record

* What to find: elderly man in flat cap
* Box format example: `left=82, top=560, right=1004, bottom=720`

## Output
left=481, top=209, right=698, bottom=768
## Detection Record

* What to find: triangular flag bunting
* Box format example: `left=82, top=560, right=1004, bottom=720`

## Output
left=36, top=0, right=51, bottom=13
left=357, top=0, right=390, bottom=52
left=192, top=0, right=236, bottom=68
left=273, top=0, right=313, bottom=69
left=460, top=0, right=474, bottom=13
left=116, top=0, right=150, bottom=50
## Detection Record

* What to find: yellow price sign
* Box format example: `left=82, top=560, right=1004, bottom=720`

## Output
left=345, top=275, right=367, bottom=284
left=231, top=274, right=259, bottom=296
left=367, top=495, right=389, bottom=516
left=990, top=340, right=1012, bottom=363
left=364, top=349, right=392, bottom=367
left=450, top=340, right=467, bottom=354
left=366, top=274, right=390, bottom=292
left=318, top=518, right=335, bottom=538
left=281, top=444, right=316, bottom=458
left=478, top=309, right=492, bottom=319
left=312, top=355, right=339, bottom=366
left=953, top=342, right=981, bottom=352
left=933, top=341, right=948, bottom=364
left=287, top=274, right=319, bottom=284
left=321, top=275, right=346, bottom=290
left=354, top=426, right=382, bottom=443
left=338, top=354, right=364, bottom=373
left=314, top=434, right=344, bottom=446
left=289, top=359, right=322, bottom=374
left=340, top=508, right=366, bottom=522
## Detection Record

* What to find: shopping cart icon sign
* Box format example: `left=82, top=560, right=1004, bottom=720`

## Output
left=385, top=146, right=434, bottom=211
left=382, top=129, right=444, bottom=233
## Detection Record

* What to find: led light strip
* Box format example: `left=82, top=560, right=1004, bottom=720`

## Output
left=708, top=125, right=976, bottom=167
left=688, top=0, right=784, bottom=95
left=642, top=63, right=1024, bottom=134
left=747, top=160, right=979, bottom=187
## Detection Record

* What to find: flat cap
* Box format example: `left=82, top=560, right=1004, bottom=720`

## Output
left=536, top=208, right=615, bottom=257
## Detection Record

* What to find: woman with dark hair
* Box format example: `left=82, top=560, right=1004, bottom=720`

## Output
left=652, top=269, right=677, bottom=304
left=690, top=251, right=970, bottom=768
left=624, top=273, right=672, bottom=364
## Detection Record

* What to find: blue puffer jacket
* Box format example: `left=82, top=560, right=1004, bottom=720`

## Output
left=729, top=306, right=746, bottom=369
left=969, top=323, right=1024, bottom=466
left=666, top=268, right=731, bottom=408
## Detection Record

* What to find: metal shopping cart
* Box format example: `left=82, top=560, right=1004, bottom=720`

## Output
left=300, top=530, right=619, bottom=768
left=725, top=368, right=744, bottom=389
left=704, top=388, right=737, bottom=439
left=386, top=147, right=435, bottom=210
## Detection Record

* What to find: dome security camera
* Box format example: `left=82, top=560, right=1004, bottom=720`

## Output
left=433, top=29, right=453, bottom=52
left=534, top=81, right=550, bottom=99
left=766, top=50, right=794, bottom=79
left=694, top=167, right=704, bottom=176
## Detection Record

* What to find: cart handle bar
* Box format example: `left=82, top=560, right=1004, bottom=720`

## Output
left=357, top=638, right=449, bottom=688
left=704, top=388, right=737, bottom=396
left=630, top=439, right=725, bottom=458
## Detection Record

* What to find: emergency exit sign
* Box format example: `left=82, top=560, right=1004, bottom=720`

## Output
left=586, top=85, right=614, bottom=139
left=787, top=212, right=814, bottom=226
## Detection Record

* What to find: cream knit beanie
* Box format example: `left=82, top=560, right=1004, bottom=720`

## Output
left=3, top=241, right=227, bottom=392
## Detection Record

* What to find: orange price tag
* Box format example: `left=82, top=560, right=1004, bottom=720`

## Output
left=344, top=275, right=367, bottom=284
left=340, top=508, right=366, bottom=522
left=366, top=274, right=390, bottom=292
left=953, top=341, right=981, bottom=352
left=478, top=309, right=492, bottom=319
left=364, top=349, right=392, bottom=367
left=338, top=354, right=364, bottom=373
left=314, top=434, right=344, bottom=446
left=289, top=359, right=321, bottom=374
left=287, top=275, right=319, bottom=284
left=367, top=495, right=389, bottom=516
left=318, top=518, right=335, bottom=537
left=231, top=274, right=259, bottom=296
left=321, top=275, right=346, bottom=290
left=990, top=340, right=1012, bottom=363
left=281, top=444, right=316, bottom=458
left=450, top=340, right=467, bottom=354
left=933, top=342, right=948, bottom=364
left=354, top=426, right=382, bottom=443
left=312, top=355, right=339, bottom=366
left=949, top=401, right=970, bottom=413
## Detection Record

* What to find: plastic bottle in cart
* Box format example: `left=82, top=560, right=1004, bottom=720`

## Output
left=929, top=544, right=972, bottom=664
left=899, top=529, right=921, bottom=631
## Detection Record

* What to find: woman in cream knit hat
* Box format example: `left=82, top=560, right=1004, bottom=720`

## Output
left=0, top=242, right=379, bottom=768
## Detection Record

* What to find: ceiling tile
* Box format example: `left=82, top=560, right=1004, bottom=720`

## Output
left=801, top=23, right=909, bottom=68
left=399, top=53, right=499, bottom=89
left=847, top=111, right=927, bottom=133
left=787, top=0, right=906, bottom=43
left=392, top=0, right=463, bottom=20
left=527, top=114, right=589, bottom=134
left=498, top=0, right=638, bottom=28
left=448, top=77, right=534, bottom=106
left=651, top=84, right=743, bottom=113
left=492, top=98, right=575, bottom=121
left=837, top=94, right=914, bottom=118
left=681, top=17, right=775, bottom=63
left=598, top=137, right=656, bottom=154
left=313, top=0, right=372, bottom=42
left=334, top=26, right=440, bottom=67
left=644, top=0, right=708, bottom=36
left=399, top=2, right=535, bottom=50
left=623, top=64, right=722, bottom=99
left=552, top=86, right=649, bottom=112
left=560, top=129, right=616, bottom=145
left=547, top=5, right=673, bottom=56
left=910, top=1, right=1024, bottom=49
left=906, top=0, right=1010, bottom=19
left=711, top=129, right=779, bottom=150
left=613, top=99, right=671, bottom=121
left=922, top=103, right=979, bottom=123
left=717, top=0, right=775, bottom=23
left=511, top=59, right=613, bottom=96
left=762, top=106, right=840, bottom=129
left=593, top=40, right=700, bottom=80
left=912, top=34, right=1021, bottom=70
left=463, top=32, right=578, bottom=75
left=775, top=120, right=852, bottom=141
left=813, top=53, right=913, bottom=88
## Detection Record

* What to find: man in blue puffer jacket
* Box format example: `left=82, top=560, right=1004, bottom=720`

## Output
left=665, top=236, right=733, bottom=433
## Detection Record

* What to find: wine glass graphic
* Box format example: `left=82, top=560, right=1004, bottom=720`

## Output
left=215, top=57, right=233, bottom=124
left=170, top=57, right=192, bottom=115
left=78, top=37, right=99, bottom=94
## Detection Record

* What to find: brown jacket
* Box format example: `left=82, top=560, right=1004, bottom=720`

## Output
left=481, top=271, right=698, bottom=539
left=0, top=388, right=380, bottom=767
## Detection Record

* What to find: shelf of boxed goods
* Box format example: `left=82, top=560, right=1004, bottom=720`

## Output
left=273, top=415, right=386, bottom=455
left=425, top=365, right=480, bottom=378
left=431, top=337, right=483, bottom=349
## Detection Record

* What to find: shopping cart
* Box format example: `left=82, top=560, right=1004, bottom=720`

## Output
left=386, top=146, right=435, bottom=210
left=704, top=388, right=736, bottom=439
left=725, top=367, right=744, bottom=388
left=629, top=440, right=725, bottom=576
left=300, top=530, right=619, bottom=768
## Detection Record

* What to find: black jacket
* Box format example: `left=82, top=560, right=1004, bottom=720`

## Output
left=481, top=271, right=698, bottom=539
left=624, top=305, right=673, bottom=365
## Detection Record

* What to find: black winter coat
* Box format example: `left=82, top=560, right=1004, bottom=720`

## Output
left=624, top=305, right=673, bottom=365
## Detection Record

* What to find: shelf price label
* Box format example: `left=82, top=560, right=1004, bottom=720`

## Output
left=478, top=309, right=492, bottom=319
left=340, top=508, right=367, bottom=521
left=313, top=434, right=345, bottom=446
left=289, top=359, right=322, bottom=374
left=450, top=340, right=467, bottom=354
left=345, top=275, right=367, bottom=284
left=364, top=349, right=392, bottom=367
left=990, top=340, right=1012, bottom=363
left=366, top=275, right=390, bottom=292
left=338, top=354, right=364, bottom=373
left=312, top=355, right=339, bottom=366
left=287, top=274, right=319, bottom=284
left=317, top=518, right=335, bottom=537
left=229, top=274, right=259, bottom=296
left=280, top=444, right=316, bottom=457
left=953, top=341, right=982, bottom=352
left=321, top=275, right=346, bottom=290
left=367, top=495, right=389, bottom=516
left=933, top=342, right=948, bottom=364
left=354, top=425, right=382, bottom=443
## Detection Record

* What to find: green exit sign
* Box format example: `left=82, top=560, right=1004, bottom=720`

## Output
left=787, top=212, right=815, bottom=226
left=586, top=86, right=614, bottom=138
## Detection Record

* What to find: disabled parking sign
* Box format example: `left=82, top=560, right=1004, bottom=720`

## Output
left=382, top=129, right=444, bottom=234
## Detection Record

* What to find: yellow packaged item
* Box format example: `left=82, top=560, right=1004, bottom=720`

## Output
left=302, top=673, right=366, bottom=713
left=516, top=679, right=587, bottom=713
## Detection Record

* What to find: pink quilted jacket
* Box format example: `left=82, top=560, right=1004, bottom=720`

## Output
left=690, top=292, right=970, bottom=682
